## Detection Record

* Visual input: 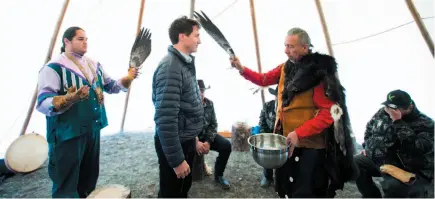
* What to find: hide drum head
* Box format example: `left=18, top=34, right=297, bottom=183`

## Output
left=87, top=184, right=131, bottom=198
left=5, top=133, right=48, bottom=173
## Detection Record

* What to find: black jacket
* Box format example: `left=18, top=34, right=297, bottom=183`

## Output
left=259, top=100, right=276, bottom=134
left=152, top=45, right=204, bottom=168
left=363, top=105, right=434, bottom=180
left=198, top=97, right=217, bottom=144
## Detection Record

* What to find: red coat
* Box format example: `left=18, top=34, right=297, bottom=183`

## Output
left=241, top=65, right=335, bottom=139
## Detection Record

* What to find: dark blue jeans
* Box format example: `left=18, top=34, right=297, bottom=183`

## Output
left=264, top=168, right=273, bottom=180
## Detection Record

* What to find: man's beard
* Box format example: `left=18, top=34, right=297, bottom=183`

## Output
left=287, top=56, right=298, bottom=63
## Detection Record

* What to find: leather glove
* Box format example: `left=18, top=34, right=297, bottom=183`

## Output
left=380, top=164, right=416, bottom=184
left=52, top=86, right=89, bottom=111
left=120, top=68, right=139, bottom=89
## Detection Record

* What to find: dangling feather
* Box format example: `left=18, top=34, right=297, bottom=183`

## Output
left=129, top=27, right=152, bottom=69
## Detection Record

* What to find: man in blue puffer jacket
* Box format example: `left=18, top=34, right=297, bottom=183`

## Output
left=152, top=16, right=204, bottom=198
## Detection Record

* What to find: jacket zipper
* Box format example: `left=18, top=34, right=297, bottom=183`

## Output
left=396, top=152, right=405, bottom=168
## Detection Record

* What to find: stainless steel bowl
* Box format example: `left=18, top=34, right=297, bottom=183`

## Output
left=247, top=133, right=289, bottom=169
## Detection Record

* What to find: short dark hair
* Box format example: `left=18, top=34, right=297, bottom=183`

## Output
left=61, top=26, right=83, bottom=53
left=168, top=16, right=200, bottom=45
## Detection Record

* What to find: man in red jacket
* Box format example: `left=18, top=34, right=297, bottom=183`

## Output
left=230, top=27, right=357, bottom=197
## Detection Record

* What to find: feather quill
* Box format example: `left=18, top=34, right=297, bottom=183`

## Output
left=129, top=27, right=152, bottom=69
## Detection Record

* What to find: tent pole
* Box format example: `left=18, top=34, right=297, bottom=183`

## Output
left=120, top=0, right=146, bottom=134
left=190, top=0, right=196, bottom=19
left=19, top=0, right=71, bottom=136
left=249, top=0, right=266, bottom=105
left=315, top=0, right=334, bottom=56
left=314, top=0, right=344, bottom=81
left=405, top=0, right=434, bottom=57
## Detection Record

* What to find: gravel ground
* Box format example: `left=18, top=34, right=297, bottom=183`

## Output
left=0, top=132, right=432, bottom=198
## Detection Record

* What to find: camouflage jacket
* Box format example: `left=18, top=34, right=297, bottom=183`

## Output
left=362, top=106, right=434, bottom=179
left=198, top=97, right=217, bottom=144
left=259, top=100, right=276, bottom=134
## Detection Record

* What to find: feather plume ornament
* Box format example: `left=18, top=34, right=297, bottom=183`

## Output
left=331, top=103, right=347, bottom=155
left=249, top=86, right=269, bottom=95
left=193, top=10, right=235, bottom=58
left=129, top=27, right=152, bottom=69
left=250, top=86, right=278, bottom=96
left=330, top=103, right=343, bottom=122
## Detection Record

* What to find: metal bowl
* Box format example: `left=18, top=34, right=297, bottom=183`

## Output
left=247, top=133, right=289, bottom=169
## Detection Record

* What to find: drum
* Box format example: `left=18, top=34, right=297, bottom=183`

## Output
left=4, top=133, right=48, bottom=173
left=87, top=184, right=131, bottom=198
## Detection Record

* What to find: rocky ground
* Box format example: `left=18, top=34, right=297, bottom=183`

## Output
left=0, top=132, right=432, bottom=198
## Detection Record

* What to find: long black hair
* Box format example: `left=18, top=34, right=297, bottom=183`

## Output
left=60, top=26, right=83, bottom=53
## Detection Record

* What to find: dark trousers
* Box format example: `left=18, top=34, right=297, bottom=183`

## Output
left=275, top=148, right=329, bottom=198
left=48, top=129, right=100, bottom=198
left=155, top=136, right=196, bottom=198
left=209, top=134, right=232, bottom=177
left=264, top=168, right=273, bottom=180
left=355, top=154, right=430, bottom=198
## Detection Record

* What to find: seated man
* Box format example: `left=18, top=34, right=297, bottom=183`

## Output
left=258, top=87, right=277, bottom=187
left=195, top=79, right=232, bottom=189
left=355, top=89, right=434, bottom=198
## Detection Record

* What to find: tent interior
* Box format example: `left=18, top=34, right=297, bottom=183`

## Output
left=0, top=0, right=433, bottom=196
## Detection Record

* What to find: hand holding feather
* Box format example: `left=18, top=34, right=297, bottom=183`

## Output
left=120, top=68, right=139, bottom=89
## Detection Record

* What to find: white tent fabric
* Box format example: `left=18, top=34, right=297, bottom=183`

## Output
left=0, top=0, right=433, bottom=157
